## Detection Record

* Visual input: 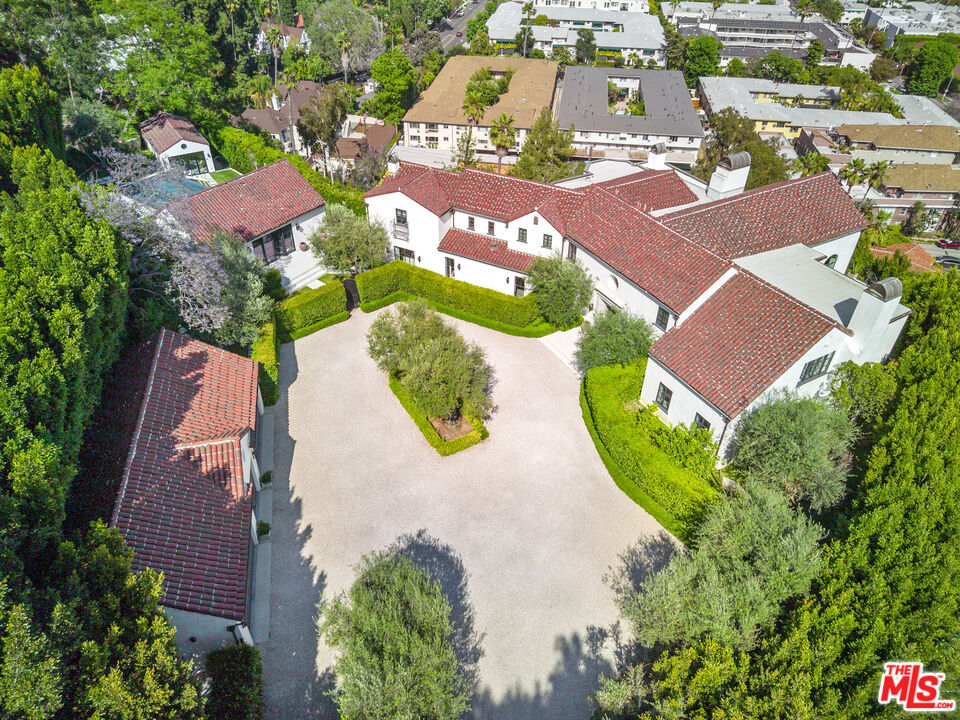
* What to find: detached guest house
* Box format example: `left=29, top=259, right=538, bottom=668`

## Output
left=139, top=112, right=216, bottom=176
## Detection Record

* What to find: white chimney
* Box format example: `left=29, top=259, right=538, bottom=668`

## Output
left=647, top=142, right=668, bottom=170
left=847, top=277, right=903, bottom=355
left=707, top=151, right=751, bottom=200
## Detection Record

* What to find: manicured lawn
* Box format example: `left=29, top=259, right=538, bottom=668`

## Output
left=211, top=168, right=241, bottom=183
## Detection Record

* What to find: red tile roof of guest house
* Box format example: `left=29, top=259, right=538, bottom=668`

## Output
left=139, top=112, right=210, bottom=154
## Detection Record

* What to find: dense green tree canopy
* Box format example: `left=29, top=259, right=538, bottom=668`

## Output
left=905, top=39, right=959, bottom=96
left=754, top=51, right=804, bottom=82
left=309, top=203, right=390, bottom=273
left=694, top=108, right=789, bottom=189
left=367, top=48, right=418, bottom=125
left=512, top=108, right=579, bottom=182
left=527, top=252, right=594, bottom=327
left=0, top=65, right=64, bottom=160
left=683, top=36, right=722, bottom=87
left=574, top=310, right=654, bottom=373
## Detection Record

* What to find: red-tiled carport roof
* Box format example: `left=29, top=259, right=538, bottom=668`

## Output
left=438, top=227, right=536, bottom=273
left=139, top=112, right=210, bottom=155
left=187, top=160, right=325, bottom=242
left=661, top=172, right=867, bottom=258
left=649, top=271, right=837, bottom=419
left=110, top=328, right=259, bottom=621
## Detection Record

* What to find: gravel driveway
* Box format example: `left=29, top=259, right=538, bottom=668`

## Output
left=261, top=308, right=672, bottom=720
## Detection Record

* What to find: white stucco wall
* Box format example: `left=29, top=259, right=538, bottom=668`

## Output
left=156, top=139, right=215, bottom=174
left=812, top=230, right=860, bottom=274
left=247, top=205, right=327, bottom=290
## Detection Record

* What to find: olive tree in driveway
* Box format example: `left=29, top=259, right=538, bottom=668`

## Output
left=319, top=551, right=471, bottom=719
left=528, top=252, right=594, bottom=327
left=574, top=310, right=654, bottom=373
left=366, top=301, right=494, bottom=422
left=309, top=203, right=389, bottom=273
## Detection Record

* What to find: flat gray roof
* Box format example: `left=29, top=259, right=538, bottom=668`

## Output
left=557, top=67, right=704, bottom=137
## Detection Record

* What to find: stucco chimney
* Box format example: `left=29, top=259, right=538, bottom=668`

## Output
left=647, top=142, right=668, bottom=170
left=707, top=151, right=751, bottom=200
left=847, top=277, right=902, bottom=353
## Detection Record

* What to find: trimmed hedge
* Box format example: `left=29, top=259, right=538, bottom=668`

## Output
left=356, top=262, right=541, bottom=328
left=274, top=282, right=348, bottom=340
left=280, top=310, right=349, bottom=343
left=214, top=126, right=366, bottom=215
left=582, top=363, right=718, bottom=541
left=389, top=375, right=488, bottom=456
left=205, top=644, right=263, bottom=720
left=251, top=321, right=279, bottom=406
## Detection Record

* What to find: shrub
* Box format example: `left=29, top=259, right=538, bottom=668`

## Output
left=309, top=203, right=389, bottom=273
left=256, top=521, right=270, bottom=538
left=274, top=282, right=348, bottom=340
left=728, top=390, right=856, bottom=510
left=250, top=321, right=279, bottom=405
left=639, top=409, right=719, bottom=485
left=528, top=252, right=593, bottom=326
left=260, top=470, right=273, bottom=484
left=575, top=310, right=654, bottom=373
left=213, top=126, right=366, bottom=214
left=389, top=376, right=488, bottom=456
left=262, top=269, right=287, bottom=301
left=582, top=364, right=719, bottom=539
left=205, top=644, right=263, bottom=720
left=356, top=261, right=540, bottom=328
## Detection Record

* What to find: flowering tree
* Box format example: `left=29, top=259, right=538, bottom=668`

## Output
left=80, top=149, right=227, bottom=332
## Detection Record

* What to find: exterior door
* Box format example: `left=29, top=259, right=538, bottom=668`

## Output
left=445, top=257, right=455, bottom=277
left=394, top=246, right=415, bottom=265
left=514, top=276, right=525, bottom=297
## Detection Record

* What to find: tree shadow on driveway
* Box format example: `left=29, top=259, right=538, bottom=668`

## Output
left=392, top=528, right=487, bottom=694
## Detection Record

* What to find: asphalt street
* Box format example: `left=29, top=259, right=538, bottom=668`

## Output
left=439, top=0, right=484, bottom=51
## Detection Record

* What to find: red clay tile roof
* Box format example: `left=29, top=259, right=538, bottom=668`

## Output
left=661, top=173, right=867, bottom=258
left=593, top=170, right=698, bottom=211
left=649, top=271, right=837, bottom=418
left=260, top=21, right=304, bottom=42
left=139, top=112, right=210, bottom=155
left=870, top=243, right=941, bottom=273
left=110, top=329, right=259, bottom=621
left=335, top=122, right=398, bottom=161
left=187, top=160, right=324, bottom=242
left=438, top=227, right=536, bottom=273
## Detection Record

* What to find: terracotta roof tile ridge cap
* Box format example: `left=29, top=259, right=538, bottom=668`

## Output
left=664, top=172, right=829, bottom=219
left=109, top=328, right=168, bottom=528
left=737, top=267, right=850, bottom=335
left=460, top=167, right=585, bottom=197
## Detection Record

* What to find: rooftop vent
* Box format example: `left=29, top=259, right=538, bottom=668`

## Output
left=867, top=277, right=903, bottom=302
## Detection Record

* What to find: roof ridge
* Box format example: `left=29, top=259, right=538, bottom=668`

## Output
left=110, top=328, right=168, bottom=528
left=462, top=167, right=585, bottom=197
left=175, top=434, right=248, bottom=452
left=188, top=158, right=293, bottom=199
left=663, top=172, right=829, bottom=219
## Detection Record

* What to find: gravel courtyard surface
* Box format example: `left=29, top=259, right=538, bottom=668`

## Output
left=261, top=309, right=672, bottom=720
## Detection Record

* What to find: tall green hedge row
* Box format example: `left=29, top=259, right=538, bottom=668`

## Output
left=205, top=644, right=263, bottom=720
left=582, top=363, right=718, bottom=540
left=356, top=261, right=541, bottom=328
left=274, top=281, right=348, bottom=340
left=213, top=126, right=366, bottom=215
left=250, top=321, right=278, bottom=405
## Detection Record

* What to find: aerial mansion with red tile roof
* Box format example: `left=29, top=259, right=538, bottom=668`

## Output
left=364, top=158, right=909, bottom=453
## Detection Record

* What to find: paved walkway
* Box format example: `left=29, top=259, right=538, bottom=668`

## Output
left=261, top=309, right=672, bottom=720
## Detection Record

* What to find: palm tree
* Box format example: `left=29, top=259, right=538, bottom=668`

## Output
left=791, top=152, right=829, bottom=178
left=839, top=158, right=868, bottom=196
left=335, top=31, right=353, bottom=83
left=225, top=0, right=240, bottom=63
left=266, top=26, right=284, bottom=82
left=489, top=113, right=516, bottom=175
left=279, top=71, right=300, bottom=153
left=521, top=2, right=535, bottom=58
left=248, top=75, right=274, bottom=109
left=461, top=90, right=487, bottom=169
left=866, top=160, right=889, bottom=191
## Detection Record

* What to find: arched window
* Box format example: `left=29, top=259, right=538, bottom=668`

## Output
left=825, top=254, right=838, bottom=269
left=609, top=274, right=619, bottom=290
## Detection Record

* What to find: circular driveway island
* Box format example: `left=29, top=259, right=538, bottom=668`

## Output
left=261, top=308, right=672, bottom=720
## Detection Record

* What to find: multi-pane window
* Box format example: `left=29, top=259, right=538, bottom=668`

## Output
left=655, top=307, right=669, bottom=330
left=395, top=209, right=407, bottom=226
left=799, top=351, right=835, bottom=384
left=543, top=234, right=552, bottom=249
left=468, top=216, right=475, bottom=231
left=655, top=383, right=672, bottom=412
left=567, top=244, right=577, bottom=260
left=533, top=216, right=539, bottom=225
left=518, top=228, right=527, bottom=243
left=487, top=221, right=495, bottom=236
left=514, top=276, right=526, bottom=297
left=693, top=413, right=711, bottom=431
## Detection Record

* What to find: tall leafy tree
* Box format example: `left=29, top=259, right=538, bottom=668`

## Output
left=309, top=203, right=389, bottom=273
left=527, top=252, right=594, bottom=327
left=367, top=48, right=417, bottom=125
left=0, top=65, right=64, bottom=160
left=575, top=28, right=596, bottom=64
left=213, top=231, right=274, bottom=348
left=683, top=36, right=722, bottom=87
left=753, top=50, right=804, bottom=82
left=512, top=108, right=579, bottom=182
left=298, top=82, right=354, bottom=176
left=905, top=38, right=959, bottom=97
left=309, top=0, right=383, bottom=83
left=320, top=551, right=472, bottom=719
left=693, top=108, right=788, bottom=189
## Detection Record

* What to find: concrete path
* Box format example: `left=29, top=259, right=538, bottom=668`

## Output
left=261, top=309, right=673, bottom=720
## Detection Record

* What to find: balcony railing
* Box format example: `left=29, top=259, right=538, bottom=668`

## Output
left=391, top=220, right=409, bottom=240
